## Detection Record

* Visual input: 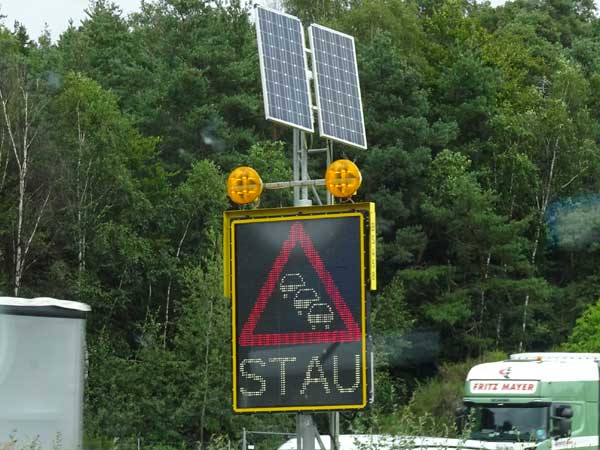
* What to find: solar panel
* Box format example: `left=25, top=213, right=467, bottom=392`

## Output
left=309, top=24, right=367, bottom=149
left=255, top=6, right=314, bottom=132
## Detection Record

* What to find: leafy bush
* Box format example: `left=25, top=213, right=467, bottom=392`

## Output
left=376, top=351, right=506, bottom=437
left=566, top=298, right=600, bottom=352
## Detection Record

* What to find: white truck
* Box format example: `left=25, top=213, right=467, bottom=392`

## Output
left=456, top=352, right=598, bottom=450
left=0, top=297, right=90, bottom=450
left=278, top=352, right=600, bottom=450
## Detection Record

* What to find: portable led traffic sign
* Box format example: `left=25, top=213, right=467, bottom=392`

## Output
left=247, top=5, right=372, bottom=445
left=224, top=204, right=375, bottom=413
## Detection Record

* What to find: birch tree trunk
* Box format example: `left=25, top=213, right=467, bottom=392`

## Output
left=519, top=137, right=558, bottom=351
left=477, top=251, right=491, bottom=352
left=163, top=218, right=192, bottom=348
left=0, top=75, right=49, bottom=296
left=75, top=105, right=93, bottom=273
left=0, top=125, right=8, bottom=192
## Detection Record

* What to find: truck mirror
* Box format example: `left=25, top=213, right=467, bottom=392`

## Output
left=552, top=405, right=573, bottom=439
left=552, top=404, right=573, bottom=437
left=558, top=418, right=571, bottom=437
left=560, top=407, right=573, bottom=419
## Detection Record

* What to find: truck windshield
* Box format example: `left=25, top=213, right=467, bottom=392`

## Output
left=469, top=404, right=549, bottom=442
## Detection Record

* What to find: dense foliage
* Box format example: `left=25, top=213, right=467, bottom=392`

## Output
left=2, top=0, right=600, bottom=447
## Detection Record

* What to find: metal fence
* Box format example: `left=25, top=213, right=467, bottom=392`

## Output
left=84, top=432, right=293, bottom=450
left=240, top=429, right=296, bottom=450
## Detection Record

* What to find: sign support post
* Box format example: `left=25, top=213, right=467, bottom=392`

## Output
left=293, top=129, right=300, bottom=206
left=326, top=139, right=338, bottom=449
left=293, top=129, right=312, bottom=207
left=301, top=133, right=310, bottom=205
left=295, top=127, right=317, bottom=448
left=294, top=126, right=336, bottom=447
left=298, top=413, right=316, bottom=450
left=329, top=411, right=340, bottom=449
left=292, top=137, right=340, bottom=449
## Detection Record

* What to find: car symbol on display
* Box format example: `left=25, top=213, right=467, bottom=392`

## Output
left=307, top=303, right=334, bottom=330
left=279, top=273, right=306, bottom=299
left=293, top=288, right=320, bottom=315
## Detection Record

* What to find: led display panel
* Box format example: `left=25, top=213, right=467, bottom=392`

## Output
left=255, top=6, right=314, bottom=132
left=230, top=212, right=368, bottom=412
left=309, top=24, right=367, bottom=149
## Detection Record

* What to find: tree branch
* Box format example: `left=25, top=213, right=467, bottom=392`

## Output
left=22, top=189, right=51, bottom=262
left=0, top=85, right=22, bottom=173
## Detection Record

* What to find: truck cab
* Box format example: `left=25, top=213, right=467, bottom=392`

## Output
left=461, top=352, right=600, bottom=450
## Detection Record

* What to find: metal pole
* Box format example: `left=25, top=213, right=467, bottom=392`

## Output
left=294, top=128, right=325, bottom=450
left=242, top=427, right=247, bottom=450
left=329, top=412, right=340, bottom=450
left=292, top=132, right=310, bottom=206
left=326, top=140, right=333, bottom=206
left=294, top=130, right=307, bottom=448
left=293, top=129, right=300, bottom=206
left=326, top=141, right=339, bottom=450
left=297, top=413, right=316, bottom=450
left=296, top=414, right=302, bottom=449
left=301, top=133, right=310, bottom=204
left=264, top=179, right=325, bottom=190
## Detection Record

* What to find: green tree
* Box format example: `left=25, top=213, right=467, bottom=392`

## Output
left=0, top=31, right=53, bottom=296
left=404, top=150, right=541, bottom=356
left=159, top=159, right=227, bottom=345
left=566, top=299, right=600, bottom=352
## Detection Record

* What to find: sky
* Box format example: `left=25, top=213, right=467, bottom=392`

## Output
left=0, top=0, right=506, bottom=42
left=0, top=0, right=141, bottom=41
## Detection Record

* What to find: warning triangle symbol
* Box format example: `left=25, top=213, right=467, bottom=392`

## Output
left=239, top=221, right=362, bottom=347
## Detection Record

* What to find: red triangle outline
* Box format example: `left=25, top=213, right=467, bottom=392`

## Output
left=238, top=221, right=362, bottom=347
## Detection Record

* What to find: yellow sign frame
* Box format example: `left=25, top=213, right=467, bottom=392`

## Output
left=226, top=206, right=374, bottom=413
